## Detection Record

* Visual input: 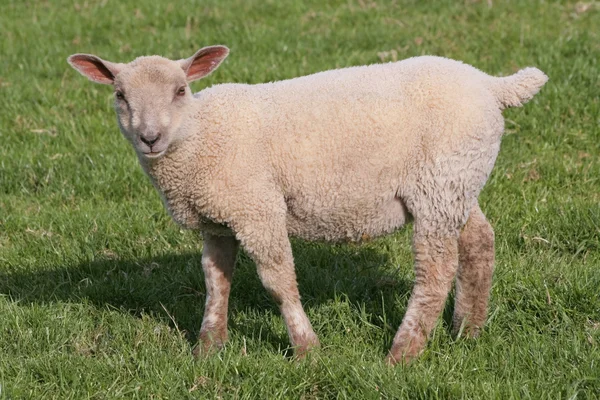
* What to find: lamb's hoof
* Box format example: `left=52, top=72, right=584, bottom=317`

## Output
left=385, top=352, right=412, bottom=366
left=453, top=327, right=482, bottom=339
left=193, top=331, right=227, bottom=358
left=292, top=335, right=320, bottom=360
left=385, top=349, right=420, bottom=366
left=452, top=319, right=482, bottom=339
left=386, top=337, right=424, bottom=366
left=192, top=341, right=224, bottom=358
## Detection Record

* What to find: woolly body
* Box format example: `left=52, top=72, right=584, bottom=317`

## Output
left=146, top=57, right=526, bottom=242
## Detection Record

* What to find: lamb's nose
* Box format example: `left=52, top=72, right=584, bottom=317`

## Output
left=140, top=133, right=160, bottom=146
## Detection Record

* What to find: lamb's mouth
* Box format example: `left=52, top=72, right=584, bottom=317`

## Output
left=142, top=150, right=166, bottom=159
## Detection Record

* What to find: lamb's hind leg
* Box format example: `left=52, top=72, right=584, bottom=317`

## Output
left=194, top=233, right=239, bottom=356
left=453, top=204, right=495, bottom=337
left=386, top=229, right=459, bottom=365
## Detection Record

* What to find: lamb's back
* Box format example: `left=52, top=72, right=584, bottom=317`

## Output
left=195, top=57, right=501, bottom=241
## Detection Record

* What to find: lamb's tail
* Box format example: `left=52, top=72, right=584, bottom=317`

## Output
left=488, top=67, right=548, bottom=109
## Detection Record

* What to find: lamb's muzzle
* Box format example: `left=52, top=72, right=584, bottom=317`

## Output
left=67, top=46, right=547, bottom=364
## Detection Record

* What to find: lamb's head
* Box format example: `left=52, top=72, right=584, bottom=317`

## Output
left=67, top=46, right=229, bottom=159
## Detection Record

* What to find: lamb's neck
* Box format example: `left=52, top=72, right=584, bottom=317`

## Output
left=138, top=148, right=193, bottom=195
left=139, top=131, right=222, bottom=197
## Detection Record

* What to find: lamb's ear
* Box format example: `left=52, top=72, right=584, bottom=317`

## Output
left=179, top=45, right=229, bottom=82
left=67, top=54, right=122, bottom=85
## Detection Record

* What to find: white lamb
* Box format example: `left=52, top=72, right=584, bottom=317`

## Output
left=67, top=46, right=547, bottom=364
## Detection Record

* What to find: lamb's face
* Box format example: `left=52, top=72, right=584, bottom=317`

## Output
left=113, top=57, right=191, bottom=159
left=67, top=46, right=230, bottom=160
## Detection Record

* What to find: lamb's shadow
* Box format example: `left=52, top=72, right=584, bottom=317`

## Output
left=0, top=238, right=452, bottom=354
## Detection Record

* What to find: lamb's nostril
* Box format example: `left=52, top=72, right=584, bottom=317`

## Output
left=140, top=133, right=161, bottom=146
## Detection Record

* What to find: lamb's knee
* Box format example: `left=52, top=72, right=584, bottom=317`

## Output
left=251, top=244, right=299, bottom=305
left=459, top=209, right=494, bottom=265
left=258, top=267, right=301, bottom=305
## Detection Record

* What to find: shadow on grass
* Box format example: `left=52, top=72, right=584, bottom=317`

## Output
left=0, top=239, right=422, bottom=354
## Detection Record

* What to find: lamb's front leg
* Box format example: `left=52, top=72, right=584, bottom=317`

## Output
left=256, top=248, right=320, bottom=357
left=235, top=211, right=319, bottom=357
left=386, top=232, right=459, bottom=365
left=194, top=233, right=239, bottom=357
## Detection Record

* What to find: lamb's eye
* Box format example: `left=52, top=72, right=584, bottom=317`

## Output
left=115, top=91, right=125, bottom=100
left=177, top=86, right=186, bottom=96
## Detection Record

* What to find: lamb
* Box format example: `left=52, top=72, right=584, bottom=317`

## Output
left=67, top=46, right=547, bottom=364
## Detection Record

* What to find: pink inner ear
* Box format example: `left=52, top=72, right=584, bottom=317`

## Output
left=186, top=47, right=228, bottom=80
left=69, top=55, right=117, bottom=84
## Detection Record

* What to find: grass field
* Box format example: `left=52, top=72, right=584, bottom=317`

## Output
left=1, top=0, right=599, bottom=398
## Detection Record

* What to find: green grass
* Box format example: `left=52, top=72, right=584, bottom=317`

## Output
left=1, top=0, right=599, bottom=398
